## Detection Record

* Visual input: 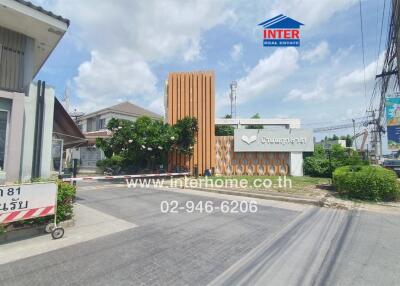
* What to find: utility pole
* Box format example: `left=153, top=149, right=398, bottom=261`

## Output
left=367, top=109, right=383, bottom=163
left=229, top=81, right=237, bottom=118
left=352, top=119, right=357, bottom=149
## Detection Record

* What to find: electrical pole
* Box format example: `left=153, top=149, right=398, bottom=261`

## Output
left=352, top=119, right=357, bottom=149
left=229, top=81, right=237, bottom=118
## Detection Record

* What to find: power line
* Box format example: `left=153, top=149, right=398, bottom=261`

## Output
left=375, top=0, right=387, bottom=76
left=359, top=0, right=368, bottom=110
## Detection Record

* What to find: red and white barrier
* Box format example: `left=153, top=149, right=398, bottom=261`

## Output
left=62, top=172, right=190, bottom=182
left=0, top=206, right=54, bottom=224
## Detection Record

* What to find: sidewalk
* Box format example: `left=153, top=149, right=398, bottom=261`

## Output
left=0, top=203, right=136, bottom=265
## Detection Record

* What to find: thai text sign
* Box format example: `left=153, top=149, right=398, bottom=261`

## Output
left=234, top=129, right=314, bottom=152
left=0, top=183, right=57, bottom=224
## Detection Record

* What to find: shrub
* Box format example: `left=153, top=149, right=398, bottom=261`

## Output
left=333, top=165, right=400, bottom=201
left=96, top=155, right=125, bottom=171
left=56, top=181, right=76, bottom=221
left=304, top=145, right=367, bottom=178
left=1, top=181, right=76, bottom=233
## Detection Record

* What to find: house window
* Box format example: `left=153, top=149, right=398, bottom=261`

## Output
left=99, top=118, right=106, bottom=130
left=0, top=110, right=9, bottom=171
left=86, top=118, right=95, bottom=132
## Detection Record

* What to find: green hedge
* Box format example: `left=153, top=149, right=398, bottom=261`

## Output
left=333, top=165, right=400, bottom=201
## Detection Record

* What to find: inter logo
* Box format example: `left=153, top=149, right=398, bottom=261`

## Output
left=258, top=14, right=304, bottom=47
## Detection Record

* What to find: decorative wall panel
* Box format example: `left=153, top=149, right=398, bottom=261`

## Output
left=215, top=136, right=289, bottom=176
left=166, top=71, right=215, bottom=175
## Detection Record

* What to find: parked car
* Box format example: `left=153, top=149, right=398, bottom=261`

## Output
left=382, top=159, right=400, bottom=176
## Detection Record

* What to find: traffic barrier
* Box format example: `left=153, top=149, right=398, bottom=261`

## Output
left=0, top=206, right=54, bottom=224
left=62, top=172, right=190, bottom=182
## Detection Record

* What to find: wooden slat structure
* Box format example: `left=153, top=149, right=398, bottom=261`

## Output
left=215, top=136, right=290, bottom=176
left=166, top=71, right=215, bottom=175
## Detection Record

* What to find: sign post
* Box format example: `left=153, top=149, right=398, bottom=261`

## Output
left=0, top=182, right=64, bottom=239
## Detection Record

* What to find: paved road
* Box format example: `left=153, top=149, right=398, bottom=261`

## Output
left=1, top=184, right=400, bottom=286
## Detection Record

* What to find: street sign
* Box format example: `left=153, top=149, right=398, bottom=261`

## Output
left=0, top=183, right=57, bottom=224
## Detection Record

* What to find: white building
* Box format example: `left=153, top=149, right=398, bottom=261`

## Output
left=0, top=0, right=84, bottom=183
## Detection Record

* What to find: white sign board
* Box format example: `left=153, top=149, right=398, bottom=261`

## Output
left=234, top=129, right=314, bottom=152
left=0, top=183, right=57, bottom=224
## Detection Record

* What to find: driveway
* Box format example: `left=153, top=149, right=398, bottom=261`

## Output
left=0, top=184, right=399, bottom=285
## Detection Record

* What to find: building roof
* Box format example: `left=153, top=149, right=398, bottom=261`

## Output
left=12, top=0, right=70, bottom=26
left=0, top=0, right=70, bottom=77
left=82, top=101, right=162, bottom=119
left=258, top=14, right=304, bottom=29
left=53, top=98, right=87, bottom=148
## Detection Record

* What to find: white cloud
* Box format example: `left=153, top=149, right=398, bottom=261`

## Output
left=230, top=43, right=243, bottom=61
left=269, top=0, right=358, bottom=29
left=44, top=0, right=234, bottom=111
left=301, top=41, right=329, bottom=63
left=53, top=0, right=234, bottom=62
left=183, top=39, right=202, bottom=62
left=284, top=86, right=327, bottom=102
left=335, top=52, right=385, bottom=90
left=235, top=47, right=299, bottom=103
left=331, top=45, right=354, bottom=66
left=74, top=49, right=157, bottom=112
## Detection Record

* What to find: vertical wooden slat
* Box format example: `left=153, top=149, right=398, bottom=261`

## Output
left=167, top=74, right=172, bottom=124
left=197, top=73, right=203, bottom=174
left=202, top=73, right=206, bottom=171
left=210, top=72, right=216, bottom=170
left=193, top=73, right=198, bottom=172
left=188, top=73, right=193, bottom=171
left=205, top=73, right=210, bottom=169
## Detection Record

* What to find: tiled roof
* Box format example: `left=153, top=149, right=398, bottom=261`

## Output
left=13, top=0, right=70, bottom=26
left=84, top=101, right=162, bottom=119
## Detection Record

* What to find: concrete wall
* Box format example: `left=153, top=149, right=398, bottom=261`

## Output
left=20, top=83, right=55, bottom=181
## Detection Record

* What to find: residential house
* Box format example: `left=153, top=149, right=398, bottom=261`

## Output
left=75, top=101, right=162, bottom=172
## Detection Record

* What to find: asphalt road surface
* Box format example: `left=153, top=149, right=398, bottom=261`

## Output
left=1, top=183, right=400, bottom=286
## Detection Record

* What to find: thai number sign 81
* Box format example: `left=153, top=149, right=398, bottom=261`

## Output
left=0, top=183, right=57, bottom=224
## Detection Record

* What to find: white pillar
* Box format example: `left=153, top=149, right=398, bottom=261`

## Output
left=290, top=152, right=303, bottom=176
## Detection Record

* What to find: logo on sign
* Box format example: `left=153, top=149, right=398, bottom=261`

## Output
left=242, top=135, right=257, bottom=145
left=258, top=14, right=304, bottom=47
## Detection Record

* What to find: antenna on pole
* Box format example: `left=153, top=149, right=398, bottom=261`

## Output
left=230, top=81, right=237, bottom=118
left=62, top=85, right=70, bottom=112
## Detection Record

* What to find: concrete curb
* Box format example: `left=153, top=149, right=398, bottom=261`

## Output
left=179, top=186, right=354, bottom=210
left=185, top=187, right=324, bottom=207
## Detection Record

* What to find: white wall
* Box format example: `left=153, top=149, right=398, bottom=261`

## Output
left=20, top=83, right=55, bottom=181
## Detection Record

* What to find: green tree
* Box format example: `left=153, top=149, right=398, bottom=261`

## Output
left=96, top=116, right=198, bottom=172
left=215, top=114, right=234, bottom=136
left=246, top=113, right=263, bottom=129
left=304, top=144, right=366, bottom=177
left=173, top=117, right=198, bottom=157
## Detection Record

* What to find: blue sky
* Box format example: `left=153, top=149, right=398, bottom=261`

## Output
left=33, top=0, right=388, bottom=140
